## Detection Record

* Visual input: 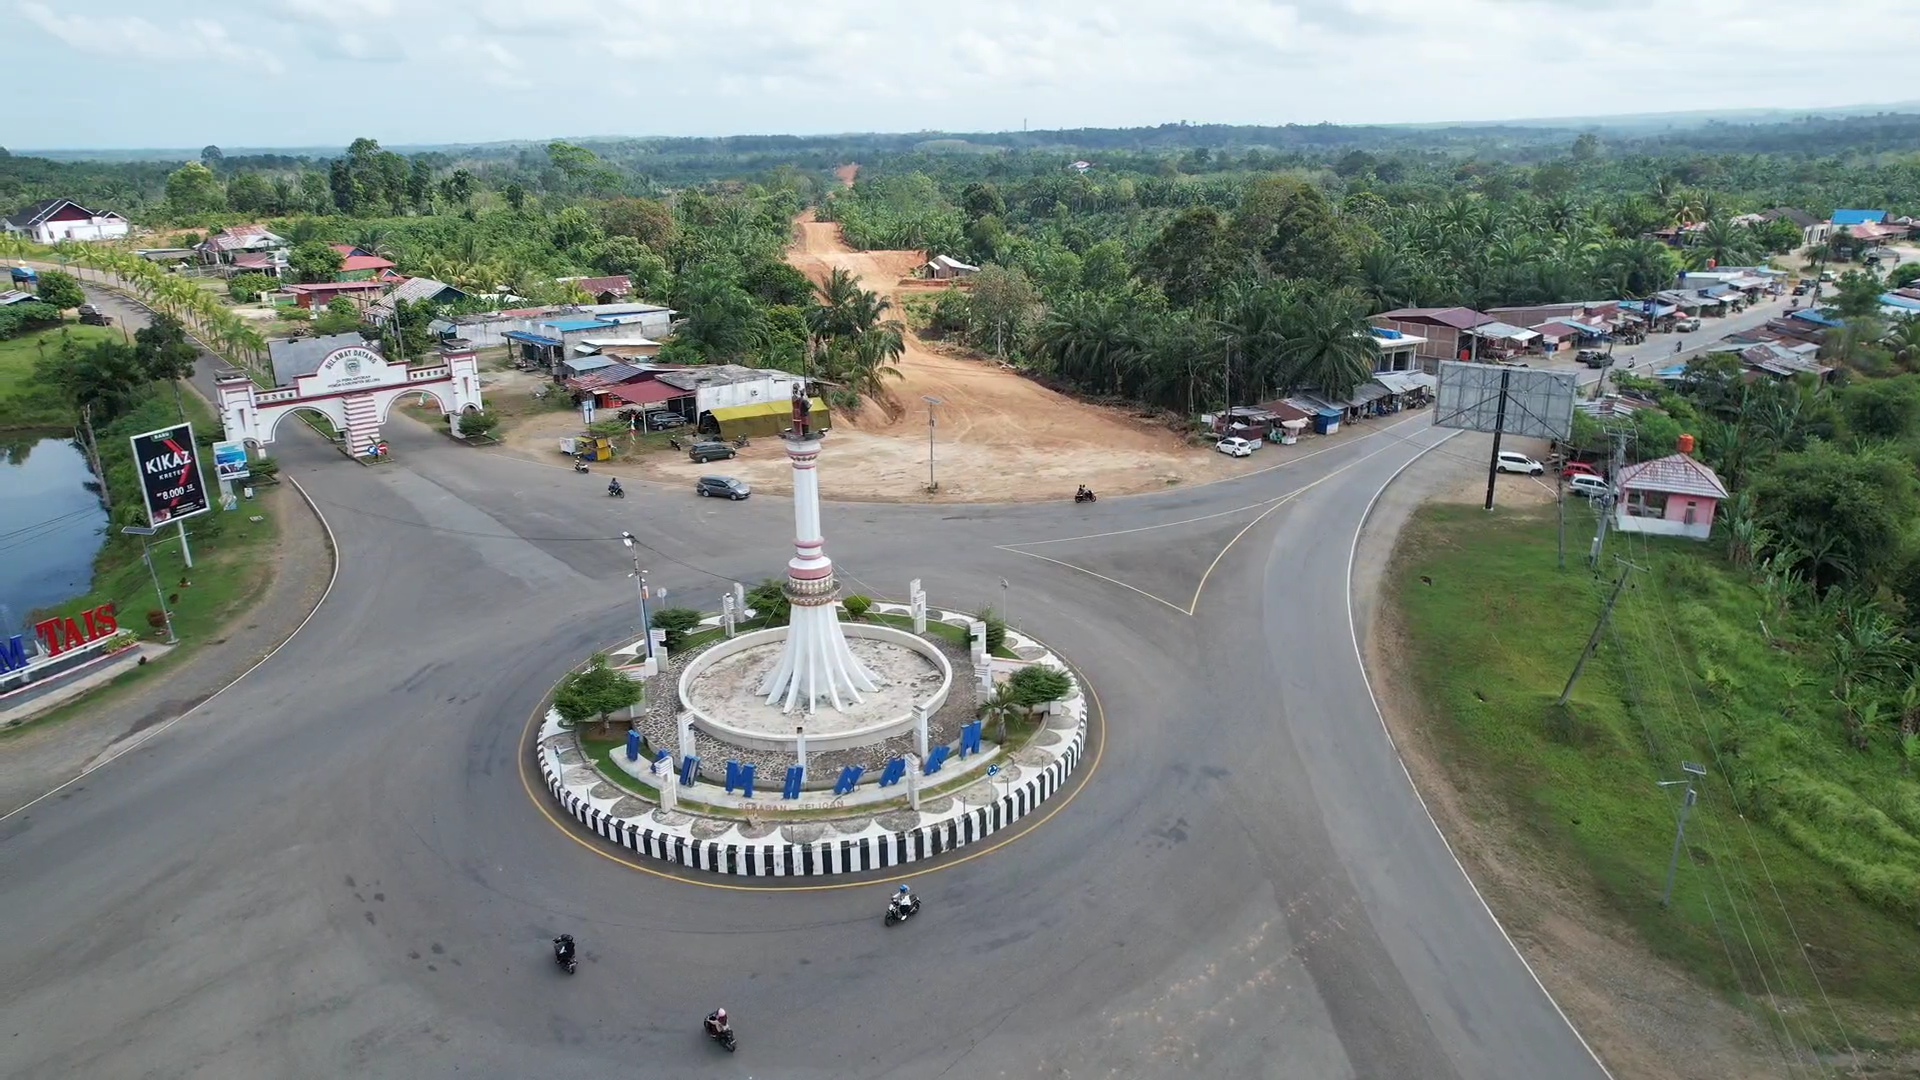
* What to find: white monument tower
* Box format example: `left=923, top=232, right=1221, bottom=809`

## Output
left=758, top=389, right=879, bottom=713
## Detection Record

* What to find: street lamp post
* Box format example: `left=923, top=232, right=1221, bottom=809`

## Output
left=621, top=531, right=652, bottom=659
left=120, top=525, right=177, bottom=645
left=923, top=395, right=943, bottom=492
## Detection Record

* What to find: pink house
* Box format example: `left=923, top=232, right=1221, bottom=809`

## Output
left=1614, top=450, right=1728, bottom=541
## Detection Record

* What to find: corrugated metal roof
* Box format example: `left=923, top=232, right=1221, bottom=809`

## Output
left=655, top=364, right=786, bottom=391
left=568, top=275, right=632, bottom=296
left=541, top=317, right=615, bottom=332
left=1831, top=210, right=1887, bottom=226
left=1532, top=321, right=1592, bottom=339
left=1469, top=321, right=1539, bottom=341
left=1378, top=306, right=1494, bottom=330
left=1373, top=371, right=1436, bottom=394
left=1617, top=454, right=1729, bottom=500
left=612, top=379, right=692, bottom=405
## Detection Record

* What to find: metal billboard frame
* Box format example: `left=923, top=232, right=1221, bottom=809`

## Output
left=1433, top=362, right=1577, bottom=441
left=1433, top=362, right=1578, bottom=509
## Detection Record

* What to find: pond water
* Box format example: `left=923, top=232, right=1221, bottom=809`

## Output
left=0, top=437, right=108, bottom=637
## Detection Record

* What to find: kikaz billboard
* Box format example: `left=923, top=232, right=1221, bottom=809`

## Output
left=129, top=422, right=210, bottom=526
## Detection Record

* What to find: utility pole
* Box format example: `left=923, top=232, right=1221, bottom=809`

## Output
left=621, top=531, right=652, bottom=659
left=120, top=525, right=177, bottom=645
left=1482, top=367, right=1512, bottom=511
left=1658, top=762, right=1709, bottom=908
left=1556, top=456, right=1567, bottom=570
left=1588, top=431, right=1628, bottom=569
left=1558, top=560, right=1639, bottom=706
left=923, top=395, right=943, bottom=492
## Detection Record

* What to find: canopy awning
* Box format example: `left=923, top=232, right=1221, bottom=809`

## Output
left=1374, top=371, right=1437, bottom=395
left=505, top=330, right=562, bottom=348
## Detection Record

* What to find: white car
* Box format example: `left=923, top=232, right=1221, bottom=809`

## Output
left=1495, top=451, right=1543, bottom=475
left=1216, top=436, right=1259, bottom=458
left=1567, top=474, right=1611, bottom=498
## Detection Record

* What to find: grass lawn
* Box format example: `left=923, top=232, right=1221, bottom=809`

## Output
left=0, top=323, right=123, bottom=431
left=1392, top=503, right=1920, bottom=1037
left=862, top=610, right=1018, bottom=659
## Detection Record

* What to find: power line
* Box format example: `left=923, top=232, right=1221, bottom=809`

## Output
left=1618, top=525, right=1860, bottom=1073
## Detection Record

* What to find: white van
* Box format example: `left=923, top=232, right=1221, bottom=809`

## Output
left=1495, top=451, right=1543, bottom=475
left=1567, top=474, right=1611, bottom=498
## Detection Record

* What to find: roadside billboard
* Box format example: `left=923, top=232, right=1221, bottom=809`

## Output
left=129, top=422, right=210, bottom=527
left=212, top=439, right=250, bottom=481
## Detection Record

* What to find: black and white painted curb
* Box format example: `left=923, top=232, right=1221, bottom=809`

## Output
left=537, top=625, right=1088, bottom=877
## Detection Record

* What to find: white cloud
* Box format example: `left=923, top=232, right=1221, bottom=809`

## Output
left=280, top=0, right=396, bottom=25
left=9, top=0, right=1920, bottom=145
left=16, top=2, right=284, bottom=75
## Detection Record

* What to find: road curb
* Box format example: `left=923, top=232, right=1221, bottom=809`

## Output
left=536, top=625, right=1088, bottom=877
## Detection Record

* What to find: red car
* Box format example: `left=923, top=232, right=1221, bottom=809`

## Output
left=1562, top=462, right=1601, bottom=481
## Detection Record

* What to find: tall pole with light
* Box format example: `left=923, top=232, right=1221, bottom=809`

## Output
left=620, top=531, right=652, bottom=659
left=923, top=395, right=943, bottom=493
left=120, top=525, right=178, bottom=645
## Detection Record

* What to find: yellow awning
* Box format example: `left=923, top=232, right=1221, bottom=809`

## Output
left=708, top=398, right=829, bottom=423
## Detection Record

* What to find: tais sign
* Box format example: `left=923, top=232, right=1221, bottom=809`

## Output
left=129, top=422, right=209, bottom=527
left=0, top=604, right=118, bottom=674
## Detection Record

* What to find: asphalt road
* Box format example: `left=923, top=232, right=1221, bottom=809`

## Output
left=4, top=289, right=1788, bottom=1078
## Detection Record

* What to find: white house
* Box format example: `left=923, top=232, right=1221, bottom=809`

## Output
left=654, top=364, right=798, bottom=417
left=578, top=302, right=674, bottom=337
left=1370, top=328, right=1427, bottom=372
left=4, top=198, right=131, bottom=244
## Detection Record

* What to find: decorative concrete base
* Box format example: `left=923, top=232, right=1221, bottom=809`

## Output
left=536, top=621, right=1087, bottom=878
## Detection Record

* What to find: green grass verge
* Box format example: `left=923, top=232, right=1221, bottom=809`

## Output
left=861, top=610, right=1018, bottom=659
left=1392, top=503, right=1920, bottom=1029
left=0, top=323, right=123, bottom=431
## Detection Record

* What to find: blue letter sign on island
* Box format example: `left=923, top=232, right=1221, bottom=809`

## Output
left=129, top=422, right=210, bottom=527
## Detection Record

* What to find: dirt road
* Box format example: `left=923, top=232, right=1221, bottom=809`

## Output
left=775, top=211, right=1249, bottom=501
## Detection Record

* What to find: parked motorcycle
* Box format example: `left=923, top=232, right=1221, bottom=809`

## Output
left=885, top=895, right=922, bottom=926
left=573, top=459, right=590, bottom=474
left=733, top=435, right=750, bottom=448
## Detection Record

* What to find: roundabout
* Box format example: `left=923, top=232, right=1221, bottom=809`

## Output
left=1, top=365, right=1610, bottom=1079
left=534, top=398, right=1095, bottom=878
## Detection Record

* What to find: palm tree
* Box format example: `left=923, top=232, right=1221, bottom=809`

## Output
left=1036, top=292, right=1143, bottom=398
left=1888, top=316, right=1920, bottom=370
left=1356, top=245, right=1416, bottom=312
left=351, top=227, right=397, bottom=260
left=835, top=329, right=906, bottom=410
left=1278, top=289, right=1377, bottom=401
left=807, top=268, right=886, bottom=344
left=1688, top=218, right=1754, bottom=269
left=977, top=682, right=1024, bottom=746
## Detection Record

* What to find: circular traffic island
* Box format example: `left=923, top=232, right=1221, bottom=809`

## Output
left=535, top=602, right=1089, bottom=879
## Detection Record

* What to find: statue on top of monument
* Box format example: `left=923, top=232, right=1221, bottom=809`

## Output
left=791, top=384, right=812, bottom=437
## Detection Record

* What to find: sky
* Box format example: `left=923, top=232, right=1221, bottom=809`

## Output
left=6, top=0, right=1920, bottom=151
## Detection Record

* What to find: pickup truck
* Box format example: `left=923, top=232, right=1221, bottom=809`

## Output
left=1674, top=317, right=1701, bottom=333
left=77, top=304, right=112, bottom=326
left=1577, top=349, right=1607, bottom=368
